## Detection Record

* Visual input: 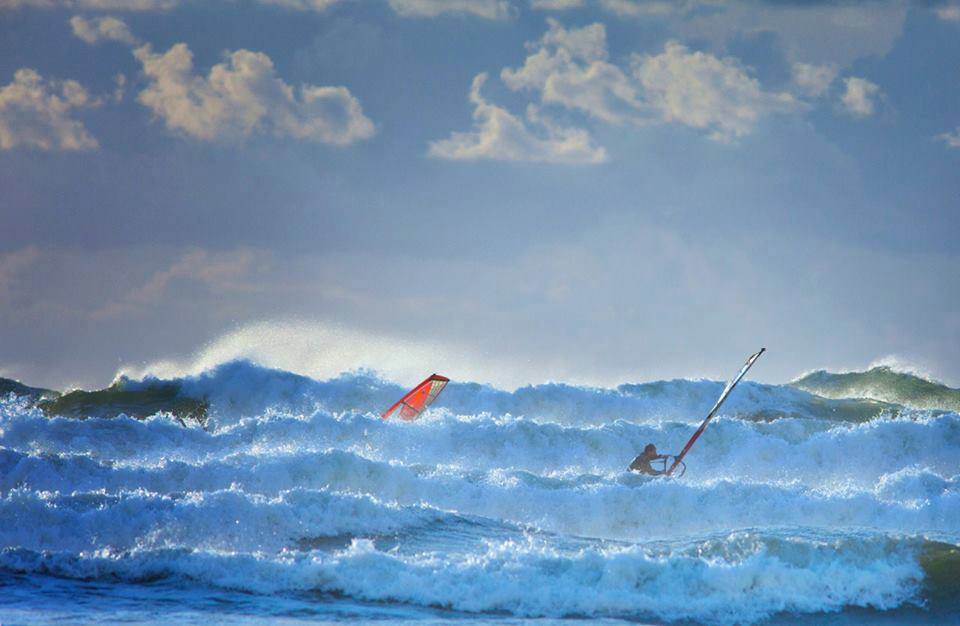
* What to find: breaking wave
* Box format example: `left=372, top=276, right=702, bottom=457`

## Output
left=792, top=365, right=960, bottom=412
left=2, top=359, right=958, bottom=624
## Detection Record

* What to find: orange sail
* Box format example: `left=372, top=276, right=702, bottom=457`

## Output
left=381, top=374, right=450, bottom=421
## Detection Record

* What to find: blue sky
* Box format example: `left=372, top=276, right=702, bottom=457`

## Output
left=1, top=0, right=958, bottom=390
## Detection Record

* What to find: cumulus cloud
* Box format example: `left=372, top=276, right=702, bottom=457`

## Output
left=134, top=43, right=375, bottom=145
left=501, top=21, right=797, bottom=142
left=4, top=0, right=513, bottom=16
left=599, top=0, right=674, bottom=17
left=936, top=127, right=960, bottom=148
left=632, top=41, right=799, bottom=141
left=791, top=62, right=837, bottom=98
left=70, top=15, right=138, bottom=44
left=530, top=0, right=582, bottom=9
left=501, top=19, right=644, bottom=124
left=387, top=0, right=511, bottom=19
left=428, top=72, right=606, bottom=163
left=257, top=0, right=516, bottom=17
left=1, top=0, right=178, bottom=9
left=112, top=73, right=126, bottom=102
left=935, top=3, right=960, bottom=21
left=840, top=76, right=880, bottom=116
left=531, top=0, right=677, bottom=16
left=0, top=68, right=99, bottom=151
left=255, top=0, right=343, bottom=10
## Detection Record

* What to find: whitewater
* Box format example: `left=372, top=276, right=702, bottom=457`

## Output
left=1, top=361, right=958, bottom=625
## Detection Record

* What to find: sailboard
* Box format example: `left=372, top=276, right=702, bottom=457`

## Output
left=666, top=348, right=765, bottom=476
left=381, top=373, right=450, bottom=421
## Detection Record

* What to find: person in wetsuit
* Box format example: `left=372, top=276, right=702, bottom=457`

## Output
left=629, top=443, right=669, bottom=475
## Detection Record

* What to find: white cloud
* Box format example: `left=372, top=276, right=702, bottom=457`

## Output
left=0, top=68, right=99, bottom=151
left=134, top=43, right=375, bottom=145
left=502, top=22, right=798, bottom=143
left=502, top=19, right=645, bottom=124
left=530, top=0, right=582, bottom=9
left=112, top=73, right=126, bottom=102
left=387, top=0, right=512, bottom=19
left=632, top=41, right=798, bottom=142
left=255, top=0, right=343, bottom=10
left=78, top=0, right=177, bottom=7
left=70, top=15, right=138, bottom=44
left=1, top=0, right=178, bottom=9
left=530, top=0, right=682, bottom=17
left=935, top=3, right=960, bottom=21
left=677, top=4, right=907, bottom=68
left=599, top=0, right=674, bottom=18
left=4, top=0, right=513, bottom=16
left=428, top=72, right=606, bottom=163
left=231, top=0, right=516, bottom=17
left=792, top=62, right=837, bottom=98
left=840, top=76, right=880, bottom=116
left=936, top=127, right=960, bottom=148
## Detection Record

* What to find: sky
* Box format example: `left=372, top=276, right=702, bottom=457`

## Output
left=1, top=0, right=958, bottom=391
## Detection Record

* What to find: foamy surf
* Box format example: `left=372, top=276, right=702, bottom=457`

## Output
left=1, top=360, right=958, bottom=624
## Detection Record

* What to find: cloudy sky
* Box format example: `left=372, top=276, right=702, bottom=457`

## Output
left=1, top=0, right=958, bottom=390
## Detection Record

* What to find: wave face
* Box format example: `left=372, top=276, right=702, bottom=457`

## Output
left=792, top=366, right=960, bottom=412
left=2, top=360, right=959, bottom=625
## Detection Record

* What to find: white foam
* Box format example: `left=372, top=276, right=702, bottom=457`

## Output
left=2, top=361, right=959, bottom=623
left=0, top=531, right=926, bottom=624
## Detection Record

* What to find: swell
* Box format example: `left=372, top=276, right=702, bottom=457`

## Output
left=919, top=541, right=960, bottom=611
left=3, top=399, right=956, bottom=488
left=187, top=363, right=907, bottom=427
left=3, top=361, right=960, bottom=624
left=15, top=360, right=917, bottom=428
left=2, top=445, right=958, bottom=544
left=0, top=530, right=947, bottom=624
left=793, top=366, right=960, bottom=412
left=0, top=486, right=462, bottom=554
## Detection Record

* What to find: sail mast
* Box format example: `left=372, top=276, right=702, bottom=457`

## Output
left=666, top=349, right=765, bottom=475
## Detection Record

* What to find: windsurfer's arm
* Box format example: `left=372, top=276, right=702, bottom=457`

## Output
left=628, top=456, right=665, bottom=475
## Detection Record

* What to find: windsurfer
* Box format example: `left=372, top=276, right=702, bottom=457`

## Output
left=629, top=443, right=669, bottom=476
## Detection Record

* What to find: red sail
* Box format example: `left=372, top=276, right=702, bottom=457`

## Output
left=381, top=374, right=450, bottom=421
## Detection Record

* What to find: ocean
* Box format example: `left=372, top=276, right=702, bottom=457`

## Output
left=1, top=361, right=958, bottom=625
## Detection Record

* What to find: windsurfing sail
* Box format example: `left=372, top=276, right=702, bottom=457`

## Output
left=666, top=348, right=765, bottom=476
left=381, top=374, right=450, bottom=421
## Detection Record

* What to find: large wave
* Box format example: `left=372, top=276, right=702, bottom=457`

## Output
left=107, top=358, right=917, bottom=429
left=2, top=359, right=958, bottom=624
left=793, top=365, right=960, bottom=412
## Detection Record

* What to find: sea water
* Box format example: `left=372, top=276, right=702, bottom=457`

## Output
left=1, top=361, right=958, bottom=625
